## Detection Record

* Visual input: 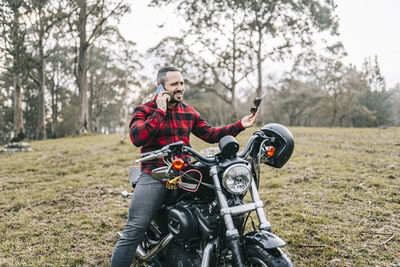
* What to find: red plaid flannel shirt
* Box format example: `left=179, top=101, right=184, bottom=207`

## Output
left=130, top=95, right=245, bottom=174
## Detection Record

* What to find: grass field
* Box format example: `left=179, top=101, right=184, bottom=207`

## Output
left=1, top=127, right=399, bottom=266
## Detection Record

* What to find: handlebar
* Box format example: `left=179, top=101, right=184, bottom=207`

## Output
left=135, top=133, right=273, bottom=164
left=237, top=135, right=258, bottom=158
left=184, top=147, right=216, bottom=164
left=135, top=146, right=217, bottom=164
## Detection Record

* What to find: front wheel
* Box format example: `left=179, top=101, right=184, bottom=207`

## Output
left=247, top=244, right=293, bottom=267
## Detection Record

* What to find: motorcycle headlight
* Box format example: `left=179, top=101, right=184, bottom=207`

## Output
left=222, top=164, right=252, bottom=194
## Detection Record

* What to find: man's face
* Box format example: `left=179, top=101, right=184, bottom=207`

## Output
left=163, top=71, right=185, bottom=103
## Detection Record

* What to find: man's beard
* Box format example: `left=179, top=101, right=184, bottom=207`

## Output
left=169, top=97, right=182, bottom=103
left=169, top=91, right=183, bottom=103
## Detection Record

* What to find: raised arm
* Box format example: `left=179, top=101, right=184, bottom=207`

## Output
left=129, top=106, right=165, bottom=147
left=192, top=111, right=245, bottom=143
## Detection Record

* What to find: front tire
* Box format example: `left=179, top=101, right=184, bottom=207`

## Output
left=247, top=244, right=293, bottom=267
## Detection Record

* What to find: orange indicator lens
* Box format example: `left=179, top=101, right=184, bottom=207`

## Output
left=267, top=146, right=275, bottom=158
left=172, top=158, right=184, bottom=170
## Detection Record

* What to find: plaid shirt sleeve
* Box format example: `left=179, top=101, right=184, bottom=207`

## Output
left=129, top=105, right=166, bottom=147
left=192, top=110, right=245, bottom=143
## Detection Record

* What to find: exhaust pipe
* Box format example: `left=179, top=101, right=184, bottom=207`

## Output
left=135, top=233, right=174, bottom=262
left=201, top=240, right=216, bottom=267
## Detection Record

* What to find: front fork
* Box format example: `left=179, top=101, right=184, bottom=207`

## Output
left=209, top=166, right=271, bottom=267
left=249, top=176, right=272, bottom=232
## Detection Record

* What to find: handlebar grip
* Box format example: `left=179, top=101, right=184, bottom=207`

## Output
left=141, top=151, right=154, bottom=158
left=135, top=152, right=167, bottom=163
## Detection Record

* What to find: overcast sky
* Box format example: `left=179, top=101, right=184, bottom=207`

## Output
left=119, top=0, right=400, bottom=89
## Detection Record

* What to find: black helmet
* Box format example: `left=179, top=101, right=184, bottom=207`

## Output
left=259, top=123, right=294, bottom=168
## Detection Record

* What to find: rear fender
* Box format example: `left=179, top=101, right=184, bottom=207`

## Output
left=244, top=231, right=286, bottom=249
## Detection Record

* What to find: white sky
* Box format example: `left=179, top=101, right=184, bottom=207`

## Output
left=119, top=0, right=400, bottom=88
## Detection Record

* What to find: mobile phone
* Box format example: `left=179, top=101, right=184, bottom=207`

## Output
left=156, top=84, right=165, bottom=94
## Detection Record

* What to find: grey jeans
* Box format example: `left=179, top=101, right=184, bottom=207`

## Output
left=111, top=171, right=167, bottom=267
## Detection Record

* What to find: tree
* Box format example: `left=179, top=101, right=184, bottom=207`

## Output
left=87, top=28, right=141, bottom=133
left=45, top=38, right=75, bottom=138
left=277, top=78, right=324, bottom=126
left=69, top=0, right=130, bottom=135
left=290, top=43, right=350, bottom=126
left=151, top=0, right=339, bottom=121
left=336, top=68, right=371, bottom=126
left=241, top=0, right=339, bottom=97
left=0, top=0, right=29, bottom=140
left=363, top=55, right=386, bottom=92
left=25, top=0, right=69, bottom=139
left=352, top=56, right=392, bottom=126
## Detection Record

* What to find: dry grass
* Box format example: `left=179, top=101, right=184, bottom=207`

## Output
left=0, top=127, right=399, bottom=266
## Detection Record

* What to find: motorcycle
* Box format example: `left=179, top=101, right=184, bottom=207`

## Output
left=120, top=123, right=295, bottom=267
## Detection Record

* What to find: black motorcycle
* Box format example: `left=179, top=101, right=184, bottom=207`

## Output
left=120, top=123, right=295, bottom=267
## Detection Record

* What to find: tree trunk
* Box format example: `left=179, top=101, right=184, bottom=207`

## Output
left=339, top=114, right=345, bottom=127
left=231, top=85, right=238, bottom=121
left=330, top=91, right=338, bottom=127
left=231, top=22, right=238, bottom=121
left=256, top=27, right=265, bottom=125
left=77, top=0, right=89, bottom=135
left=256, top=25, right=264, bottom=125
left=330, top=109, right=336, bottom=127
left=52, top=92, right=58, bottom=138
left=11, top=3, right=24, bottom=140
left=50, top=80, right=58, bottom=138
left=289, top=111, right=295, bottom=126
left=13, top=73, right=24, bottom=139
left=35, top=34, right=46, bottom=140
left=88, top=64, right=94, bottom=132
left=95, top=116, right=100, bottom=133
left=217, top=97, right=225, bottom=125
left=88, top=91, right=93, bottom=132
left=256, top=26, right=263, bottom=98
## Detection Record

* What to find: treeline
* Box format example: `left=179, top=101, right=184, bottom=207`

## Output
left=264, top=54, right=400, bottom=127
left=1, top=0, right=399, bottom=144
left=0, top=0, right=139, bottom=143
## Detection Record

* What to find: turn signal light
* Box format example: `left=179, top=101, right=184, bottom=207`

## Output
left=267, top=146, right=275, bottom=158
left=172, top=158, right=184, bottom=170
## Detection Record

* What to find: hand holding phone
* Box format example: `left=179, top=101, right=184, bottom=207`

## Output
left=156, top=84, right=169, bottom=112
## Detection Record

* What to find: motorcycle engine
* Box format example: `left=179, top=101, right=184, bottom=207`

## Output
left=167, top=205, right=199, bottom=240
left=164, top=205, right=202, bottom=267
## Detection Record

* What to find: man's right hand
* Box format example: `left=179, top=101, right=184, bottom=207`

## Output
left=156, top=90, right=170, bottom=112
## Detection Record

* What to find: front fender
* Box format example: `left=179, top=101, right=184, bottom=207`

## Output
left=244, top=231, right=286, bottom=249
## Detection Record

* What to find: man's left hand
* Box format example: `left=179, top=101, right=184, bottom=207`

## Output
left=241, top=112, right=259, bottom=128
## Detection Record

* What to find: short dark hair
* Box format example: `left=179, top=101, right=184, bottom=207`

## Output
left=157, top=67, right=180, bottom=86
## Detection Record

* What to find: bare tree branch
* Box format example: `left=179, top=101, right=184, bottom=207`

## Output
left=87, top=0, right=126, bottom=45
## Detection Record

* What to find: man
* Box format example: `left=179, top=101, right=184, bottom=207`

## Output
left=111, top=67, right=258, bottom=266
